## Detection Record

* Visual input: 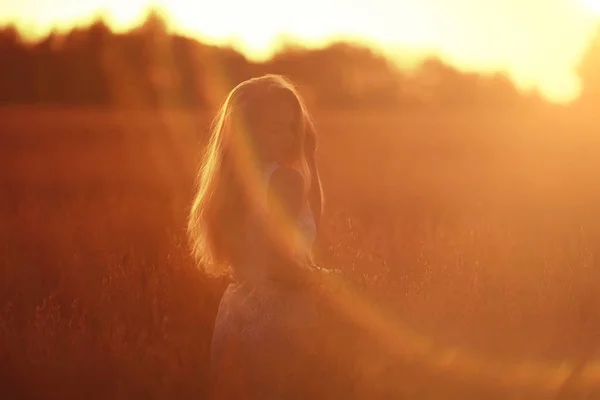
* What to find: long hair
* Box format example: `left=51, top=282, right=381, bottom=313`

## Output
left=188, top=74, right=323, bottom=277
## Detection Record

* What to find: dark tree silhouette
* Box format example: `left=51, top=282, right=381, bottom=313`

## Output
left=0, top=13, right=544, bottom=110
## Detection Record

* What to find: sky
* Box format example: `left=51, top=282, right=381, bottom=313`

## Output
left=1, top=0, right=600, bottom=103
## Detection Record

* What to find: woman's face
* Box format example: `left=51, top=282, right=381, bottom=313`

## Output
left=252, top=98, right=300, bottom=164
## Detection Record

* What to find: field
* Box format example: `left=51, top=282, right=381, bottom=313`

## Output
left=2, top=105, right=600, bottom=399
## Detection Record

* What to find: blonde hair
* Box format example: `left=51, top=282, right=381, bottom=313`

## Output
left=188, top=74, right=323, bottom=277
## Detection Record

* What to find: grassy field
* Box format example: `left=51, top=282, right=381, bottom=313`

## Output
left=1, top=105, right=600, bottom=399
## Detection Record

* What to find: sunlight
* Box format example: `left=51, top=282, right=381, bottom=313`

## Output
left=312, top=267, right=600, bottom=395
left=1, top=0, right=599, bottom=103
left=102, top=0, right=150, bottom=31
left=154, top=0, right=596, bottom=104
left=581, top=0, right=600, bottom=14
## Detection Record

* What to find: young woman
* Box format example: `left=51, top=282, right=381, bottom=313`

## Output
left=188, top=74, right=329, bottom=398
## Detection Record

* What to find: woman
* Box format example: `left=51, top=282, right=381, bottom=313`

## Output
left=188, top=74, right=332, bottom=398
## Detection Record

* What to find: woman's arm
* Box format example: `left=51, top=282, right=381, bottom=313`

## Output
left=267, top=167, right=304, bottom=222
left=264, top=167, right=308, bottom=285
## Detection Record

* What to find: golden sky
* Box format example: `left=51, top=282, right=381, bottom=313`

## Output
left=1, top=0, right=599, bottom=103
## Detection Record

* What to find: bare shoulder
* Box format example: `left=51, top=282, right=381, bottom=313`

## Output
left=267, top=167, right=305, bottom=218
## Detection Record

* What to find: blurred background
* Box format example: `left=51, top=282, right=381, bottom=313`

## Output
left=1, top=1, right=600, bottom=398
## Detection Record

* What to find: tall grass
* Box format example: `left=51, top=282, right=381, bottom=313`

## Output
left=1, top=106, right=600, bottom=398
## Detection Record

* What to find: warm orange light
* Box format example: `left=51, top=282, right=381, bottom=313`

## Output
left=1, top=0, right=599, bottom=104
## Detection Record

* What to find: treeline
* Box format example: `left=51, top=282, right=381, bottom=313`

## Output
left=0, top=11, right=598, bottom=110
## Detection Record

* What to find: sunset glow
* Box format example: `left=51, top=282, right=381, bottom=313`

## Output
left=1, top=0, right=599, bottom=103
left=582, top=0, right=600, bottom=14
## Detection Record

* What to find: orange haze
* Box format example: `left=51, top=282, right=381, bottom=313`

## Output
left=1, top=0, right=600, bottom=103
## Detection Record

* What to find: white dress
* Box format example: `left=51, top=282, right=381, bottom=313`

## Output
left=209, top=162, right=325, bottom=398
